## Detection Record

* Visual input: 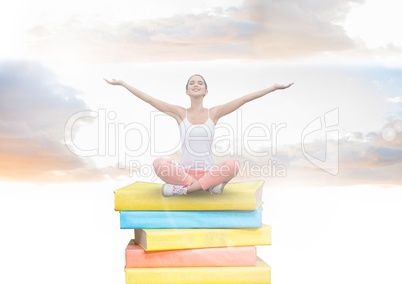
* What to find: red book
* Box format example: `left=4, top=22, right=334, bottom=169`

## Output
left=125, top=240, right=257, bottom=268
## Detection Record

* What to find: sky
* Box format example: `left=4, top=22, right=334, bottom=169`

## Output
left=1, top=0, right=402, bottom=187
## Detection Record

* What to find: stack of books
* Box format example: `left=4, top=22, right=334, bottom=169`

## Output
left=114, top=180, right=271, bottom=284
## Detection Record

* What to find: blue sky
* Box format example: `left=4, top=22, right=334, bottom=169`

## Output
left=1, top=0, right=401, bottom=187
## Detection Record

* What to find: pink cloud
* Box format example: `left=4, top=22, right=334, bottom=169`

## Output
left=26, top=0, right=364, bottom=62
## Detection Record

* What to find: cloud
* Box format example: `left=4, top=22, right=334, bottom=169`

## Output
left=0, top=60, right=125, bottom=183
left=226, top=115, right=402, bottom=187
left=387, top=97, right=402, bottom=103
left=26, top=0, right=369, bottom=62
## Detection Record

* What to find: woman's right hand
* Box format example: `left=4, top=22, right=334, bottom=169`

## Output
left=104, top=78, right=124, bottom=86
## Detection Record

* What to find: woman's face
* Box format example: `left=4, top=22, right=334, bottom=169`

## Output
left=186, top=75, right=208, bottom=97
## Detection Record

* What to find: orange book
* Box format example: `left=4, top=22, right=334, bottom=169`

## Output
left=125, top=240, right=257, bottom=267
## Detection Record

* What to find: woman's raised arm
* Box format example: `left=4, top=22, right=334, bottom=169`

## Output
left=210, top=83, right=293, bottom=124
left=104, top=78, right=183, bottom=121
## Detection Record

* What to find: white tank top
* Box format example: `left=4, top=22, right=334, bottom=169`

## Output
left=179, top=109, right=215, bottom=170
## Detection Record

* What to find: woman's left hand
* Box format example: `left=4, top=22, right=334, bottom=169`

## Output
left=274, top=83, right=294, bottom=90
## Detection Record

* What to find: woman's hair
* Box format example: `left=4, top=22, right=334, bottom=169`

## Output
left=186, top=74, right=208, bottom=90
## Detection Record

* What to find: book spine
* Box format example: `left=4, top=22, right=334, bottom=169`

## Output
left=120, top=207, right=263, bottom=229
left=125, top=242, right=257, bottom=267
left=114, top=180, right=264, bottom=211
left=125, top=258, right=270, bottom=284
left=137, top=225, right=272, bottom=251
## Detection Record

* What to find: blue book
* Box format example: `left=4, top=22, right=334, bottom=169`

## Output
left=120, top=206, right=263, bottom=229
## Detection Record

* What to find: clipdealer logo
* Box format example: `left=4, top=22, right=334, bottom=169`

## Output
left=64, top=108, right=341, bottom=178
left=301, top=108, right=339, bottom=175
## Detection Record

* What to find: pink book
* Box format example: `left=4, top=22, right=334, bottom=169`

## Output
left=125, top=240, right=257, bottom=268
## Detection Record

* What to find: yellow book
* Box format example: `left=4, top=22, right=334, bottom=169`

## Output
left=135, top=224, right=271, bottom=251
left=114, top=180, right=264, bottom=211
left=125, top=257, right=270, bottom=284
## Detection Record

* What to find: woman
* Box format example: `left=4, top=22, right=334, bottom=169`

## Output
left=105, top=74, right=293, bottom=197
